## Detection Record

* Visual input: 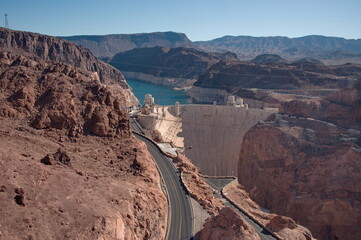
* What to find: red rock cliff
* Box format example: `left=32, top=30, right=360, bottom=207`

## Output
left=238, top=115, right=361, bottom=240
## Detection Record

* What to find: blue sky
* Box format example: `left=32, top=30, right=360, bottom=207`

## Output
left=1, top=0, right=360, bottom=41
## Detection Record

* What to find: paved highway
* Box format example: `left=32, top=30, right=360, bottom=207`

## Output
left=130, top=118, right=193, bottom=240
left=202, top=179, right=277, bottom=239
left=131, top=117, right=277, bottom=240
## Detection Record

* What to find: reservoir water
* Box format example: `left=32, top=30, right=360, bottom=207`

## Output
left=126, top=78, right=190, bottom=105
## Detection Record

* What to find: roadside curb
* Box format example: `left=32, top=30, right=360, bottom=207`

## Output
left=221, top=182, right=283, bottom=240
left=179, top=172, right=196, bottom=236
left=133, top=130, right=194, bottom=239
left=132, top=131, right=177, bottom=158
left=200, top=174, right=236, bottom=179
left=132, top=131, right=172, bottom=240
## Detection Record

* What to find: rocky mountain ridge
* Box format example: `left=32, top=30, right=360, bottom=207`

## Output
left=61, top=31, right=196, bottom=59
left=1, top=28, right=123, bottom=85
left=192, top=58, right=361, bottom=103
left=108, top=46, right=238, bottom=88
left=63, top=32, right=361, bottom=65
left=195, top=35, right=361, bottom=64
left=280, top=84, right=361, bottom=130
left=0, top=29, right=167, bottom=239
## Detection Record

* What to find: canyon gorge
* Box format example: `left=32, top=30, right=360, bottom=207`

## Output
left=1, top=24, right=361, bottom=240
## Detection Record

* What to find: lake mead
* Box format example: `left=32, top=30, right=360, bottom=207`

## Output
left=126, top=78, right=190, bottom=105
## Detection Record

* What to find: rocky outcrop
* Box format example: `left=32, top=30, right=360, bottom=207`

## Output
left=250, top=54, right=289, bottom=65
left=191, top=58, right=361, bottom=105
left=223, top=181, right=314, bottom=240
left=0, top=27, right=138, bottom=105
left=0, top=52, right=130, bottom=138
left=0, top=30, right=167, bottom=239
left=0, top=118, right=167, bottom=240
left=62, top=31, right=196, bottom=58
left=195, top=35, right=361, bottom=64
left=196, top=207, right=260, bottom=240
left=108, top=47, right=236, bottom=88
left=238, top=114, right=361, bottom=240
left=174, top=153, right=224, bottom=215
left=194, top=59, right=359, bottom=92
left=280, top=84, right=361, bottom=130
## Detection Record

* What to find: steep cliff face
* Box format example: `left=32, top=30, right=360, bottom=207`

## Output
left=280, top=84, right=361, bottom=130
left=238, top=115, right=361, bottom=240
left=0, top=31, right=166, bottom=239
left=62, top=31, right=196, bottom=58
left=108, top=46, right=237, bottom=88
left=0, top=27, right=136, bottom=100
left=223, top=181, right=314, bottom=240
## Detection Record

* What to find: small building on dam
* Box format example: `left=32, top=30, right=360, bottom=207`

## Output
left=136, top=94, right=275, bottom=176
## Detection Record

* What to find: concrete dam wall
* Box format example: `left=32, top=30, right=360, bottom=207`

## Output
left=181, top=105, right=273, bottom=176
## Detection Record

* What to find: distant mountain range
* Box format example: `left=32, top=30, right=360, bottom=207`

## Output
left=196, top=35, right=361, bottom=64
left=108, top=46, right=237, bottom=81
left=62, top=32, right=361, bottom=65
left=194, top=57, right=361, bottom=93
left=61, top=32, right=195, bottom=59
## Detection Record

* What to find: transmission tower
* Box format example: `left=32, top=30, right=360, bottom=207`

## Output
left=5, top=14, right=9, bottom=28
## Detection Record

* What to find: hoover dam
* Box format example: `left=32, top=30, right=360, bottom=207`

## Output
left=136, top=95, right=274, bottom=176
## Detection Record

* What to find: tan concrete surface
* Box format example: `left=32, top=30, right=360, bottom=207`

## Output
left=137, top=104, right=274, bottom=176
left=182, top=105, right=273, bottom=176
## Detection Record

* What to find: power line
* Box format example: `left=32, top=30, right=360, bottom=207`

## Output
left=5, top=14, right=9, bottom=29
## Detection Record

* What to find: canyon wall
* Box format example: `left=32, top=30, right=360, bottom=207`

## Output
left=238, top=114, right=361, bottom=239
left=182, top=105, right=273, bottom=176
left=0, top=27, right=138, bottom=105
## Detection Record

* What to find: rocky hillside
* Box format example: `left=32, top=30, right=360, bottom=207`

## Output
left=108, top=46, right=237, bottom=88
left=1, top=28, right=126, bottom=86
left=195, top=35, right=361, bottom=64
left=193, top=57, right=361, bottom=99
left=238, top=114, right=361, bottom=240
left=280, top=83, right=361, bottom=130
left=250, top=54, right=289, bottom=65
left=62, top=31, right=196, bottom=58
left=63, top=32, right=361, bottom=65
left=196, top=207, right=260, bottom=240
left=0, top=30, right=167, bottom=239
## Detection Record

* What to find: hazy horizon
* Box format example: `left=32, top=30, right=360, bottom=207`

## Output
left=58, top=31, right=361, bottom=41
left=2, top=0, right=361, bottom=41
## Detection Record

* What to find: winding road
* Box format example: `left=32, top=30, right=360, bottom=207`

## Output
left=131, top=117, right=278, bottom=240
left=130, top=118, right=193, bottom=240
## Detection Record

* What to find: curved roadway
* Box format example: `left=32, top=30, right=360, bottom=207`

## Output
left=131, top=117, right=278, bottom=240
left=130, top=118, right=193, bottom=240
